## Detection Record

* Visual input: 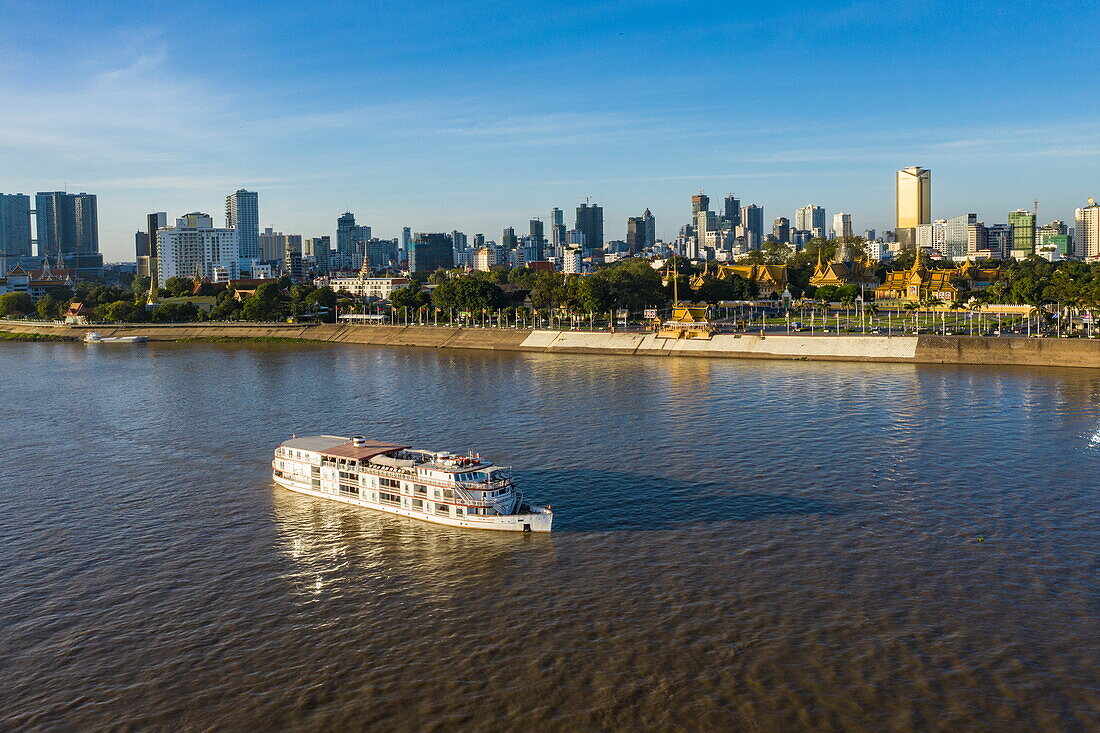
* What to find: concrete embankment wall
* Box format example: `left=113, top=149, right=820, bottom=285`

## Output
left=5, top=321, right=1100, bottom=368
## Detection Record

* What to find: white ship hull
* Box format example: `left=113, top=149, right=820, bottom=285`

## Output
left=84, top=332, right=147, bottom=343
left=273, top=472, right=553, bottom=532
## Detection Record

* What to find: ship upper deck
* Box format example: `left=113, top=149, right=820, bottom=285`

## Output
left=279, top=436, right=499, bottom=474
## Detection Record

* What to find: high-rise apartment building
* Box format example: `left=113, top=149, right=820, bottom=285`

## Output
left=1008, top=209, right=1036, bottom=259
left=691, top=194, right=710, bottom=215
left=528, top=220, right=545, bottom=261
left=365, top=238, right=398, bottom=269
left=917, top=219, right=946, bottom=251
left=157, top=212, right=240, bottom=282
left=1075, top=198, right=1100, bottom=260
left=283, top=235, right=304, bottom=278
left=35, top=191, right=99, bottom=258
left=833, top=212, right=853, bottom=239
left=408, top=233, right=454, bottom=273
left=305, top=236, right=332, bottom=272
left=575, top=203, right=604, bottom=251
left=501, top=227, right=518, bottom=249
left=0, top=194, right=32, bottom=258
left=225, top=190, right=259, bottom=265
left=896, top=166, right=931, bottom=248
left=795, top=205, right=826, bottom=238
left=259, top=228, right=288, bottom=261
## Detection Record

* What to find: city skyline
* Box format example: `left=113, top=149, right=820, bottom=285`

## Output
left=3, top=1, right=1099, bottom=259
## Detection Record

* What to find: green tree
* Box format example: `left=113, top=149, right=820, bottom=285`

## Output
left=508, top=267, right=539, bottom=290
left=431, top=277, right=508, bottom=312
left=209, top=296, right=243, bottom=321
left=0, top=292, right=34, bottom=316
left=35, top=294, right=64, bottom=320
left=304, top=286, right=338, bottom=322
left=150, top=302, right=200, bottom=323
left=694, top=275, right=757, bottom=303
left=164, top=277, right=193, bottom=297
left=241, top=281, right=287, bottom=321
left=762, top=241, right=792, bottom=264
left=390, top=282, right=431, bottom=310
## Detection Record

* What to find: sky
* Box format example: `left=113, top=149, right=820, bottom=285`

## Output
left=1, top=0, right=1097, bottom=260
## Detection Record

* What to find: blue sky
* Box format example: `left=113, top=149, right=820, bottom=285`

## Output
left=1, top=0, right=1096, bottom=259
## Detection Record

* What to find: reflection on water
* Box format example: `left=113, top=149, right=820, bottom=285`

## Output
left=271, top=487, right=553, bottom=604
left=0, top=342, right=1097, bottom=730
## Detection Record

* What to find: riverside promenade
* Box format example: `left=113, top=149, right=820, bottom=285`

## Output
left=6, top=319, right=1100, bottom=369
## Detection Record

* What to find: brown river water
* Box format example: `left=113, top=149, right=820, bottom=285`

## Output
left=0, top=342, right=1097, bottom=731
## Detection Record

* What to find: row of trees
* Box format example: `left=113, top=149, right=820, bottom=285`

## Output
left=0, top=274, right=340, bottom=323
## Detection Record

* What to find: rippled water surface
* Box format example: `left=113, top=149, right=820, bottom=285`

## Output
left=1, top=342, right=1098, bottom=731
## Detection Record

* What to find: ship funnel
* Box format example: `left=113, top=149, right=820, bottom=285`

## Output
left=352, top=436, right=367, bottom=447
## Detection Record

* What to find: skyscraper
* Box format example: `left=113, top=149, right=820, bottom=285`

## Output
left=895, top=166, right=931, bottom=248
left=740, top=204, right=764, bottom=249
left=691, top=194, right=710, bottom=215
left=549, top=207, right=565, bottom=252
left=1008, top=209, right=1036, bottom=259
left=225, top=189, right=259, bottom=266
left=575, top=202, right=604, bottom=251
left=501, top=227, right=518, bottom=248
left=135, top=231, right=149, bottom=259
left=409, top=233, right=454, bottom=273
left=643, top=208, right=655, bottom=247
left=1075, top=198, right=1100, bottom=260
left=35, top=191, right=99, bottom=259
left=146, top=212, right=167, bottom=257
left=0, top=194, right=32, bottom=258
left=626, top=216, right=647, bottom=254
left=723, top=195, right=740, bottom=225
left=833, top=212, right=853, bottom=239
left=795, top=205, right=826, bottom=238
left=772, top=217, right=790, bottom=243
left=336, top=212, right=358, bottom=258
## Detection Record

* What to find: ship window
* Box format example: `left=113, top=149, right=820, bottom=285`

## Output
left=442, top=489, right=454, bottom=499
left=413, top=484, right=428, bottom=496
left=435, top=503, right=450, bottom=515
left=411, top=498, right=423, bottom=509
left=379, top=492, right=400, bottom=504
left=468, top=507, right=479, bottom=515
left=454, top=507, right=463, bottom=516
left=379, top=477, right=400, bottom=490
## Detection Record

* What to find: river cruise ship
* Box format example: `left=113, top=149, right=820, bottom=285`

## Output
left=272, top=435, right=553, bottom=532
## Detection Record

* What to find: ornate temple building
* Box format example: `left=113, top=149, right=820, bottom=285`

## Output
left=690, top=262, right=788, bottom=296
left=808, top=248, right=877, bottom=289
left=874, top=258, right=1005, bottom=302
